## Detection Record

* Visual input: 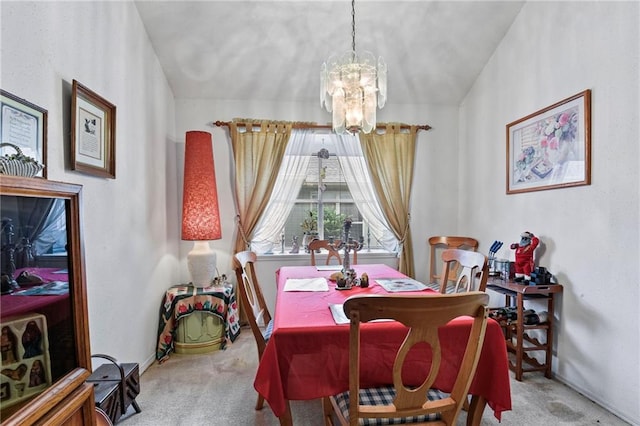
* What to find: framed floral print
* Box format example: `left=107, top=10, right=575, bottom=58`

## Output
left=507, top=89, right=591, bottom=194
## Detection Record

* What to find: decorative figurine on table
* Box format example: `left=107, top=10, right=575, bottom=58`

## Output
left=510, top=231, right=540, bottom=282
left=289, top=235, right=299, bottom=254
left=329, top=218, right=363, bottom=270
left=329, top=217, right=364, bottom=289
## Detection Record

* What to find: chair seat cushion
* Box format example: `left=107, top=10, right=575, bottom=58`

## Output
left=331, top=385, right=447, bottom=425
left=262, top=318, right=274, bottom=342
left=426, top=282, right=441, bottom=293
left=427, top=282, right=463, bottom=294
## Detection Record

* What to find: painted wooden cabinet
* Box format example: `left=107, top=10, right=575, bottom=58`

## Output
left=175, top=312, right=224, bottom=354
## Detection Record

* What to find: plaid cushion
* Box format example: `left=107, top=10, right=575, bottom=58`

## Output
left=426, top=282, right=441, bottom=293
left=427, top=281, right=470, bottom=294
left=443, top=286, right=461, bottom=294
left=262, top=319, right=274, bottom=342
left=428, top=282, right=465, bottom=294
left=331, top=385, right=447, bottom=425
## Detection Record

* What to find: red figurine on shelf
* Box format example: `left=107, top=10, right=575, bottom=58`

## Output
left=510, top=231, right=539, bottom=281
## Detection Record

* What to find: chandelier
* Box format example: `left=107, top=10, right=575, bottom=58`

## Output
left=320, top=0, right=387, bottom=134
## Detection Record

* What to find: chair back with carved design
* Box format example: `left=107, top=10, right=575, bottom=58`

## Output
left=322, top=292, right=490, bottom=426
left=234, top=250, right=272, bottom=410
left=428, top=236, right=479, bottom=285
left=308, top=239, right=343, bottom=266
left=438, top=248, right=489, bottom=293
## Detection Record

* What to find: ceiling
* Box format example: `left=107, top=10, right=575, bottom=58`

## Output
left=134, top=1, right=524, bottom=106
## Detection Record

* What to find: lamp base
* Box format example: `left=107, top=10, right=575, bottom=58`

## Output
left=187, top=241, right=217, bottom=287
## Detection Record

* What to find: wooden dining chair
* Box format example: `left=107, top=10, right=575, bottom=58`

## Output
left=322, top=292, right=489, bottom=426
left=233, top=250, right=273, bottom=411
left=308, top=239, right=343, bottom=266
left=428, top=236, right=479, bottom=285
left=437, top=248, right=489, bottom=294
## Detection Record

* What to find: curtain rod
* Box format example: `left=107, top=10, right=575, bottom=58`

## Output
left=212, top=120, right=431, bottom=132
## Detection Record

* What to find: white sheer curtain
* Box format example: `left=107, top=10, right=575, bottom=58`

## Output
left=34, top=199, right=67, bottom=255
left=334, top=134, right=399, bottom=253
left=251, top=129, right=314, bottom=254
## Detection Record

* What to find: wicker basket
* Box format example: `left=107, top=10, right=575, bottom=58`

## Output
left=0, top=143, right=44, bottom=177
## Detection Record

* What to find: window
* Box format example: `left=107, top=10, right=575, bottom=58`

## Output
left=289, top=153, right=363, bottom=239
left=251, top=131, right=397, bottom=254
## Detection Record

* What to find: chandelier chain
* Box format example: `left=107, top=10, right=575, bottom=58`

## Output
left=351, top=0, right=356, bottom=53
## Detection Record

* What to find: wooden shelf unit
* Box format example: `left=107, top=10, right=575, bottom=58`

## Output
left=487, top=277, right=563, bottom=381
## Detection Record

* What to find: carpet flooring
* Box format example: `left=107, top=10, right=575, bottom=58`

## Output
left=118, top=328, right=628, bottom=425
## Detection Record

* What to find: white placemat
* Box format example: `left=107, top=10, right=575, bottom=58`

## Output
left=284, top=277, right=329, bottom=292
left=316, top=265, right=343, bottom=271
left=329, top=304, right=349, bottom=324
left=330, top=303, right=393, bottom=324
left=376, top=278, right=428, bottom=292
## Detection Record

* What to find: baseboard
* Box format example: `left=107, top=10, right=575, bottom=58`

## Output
left=140, top=353, right=157, bottom=375
left=553, top=372, right=638, bottom=425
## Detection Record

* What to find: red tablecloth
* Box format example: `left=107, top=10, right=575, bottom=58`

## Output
left=253, top=264, right=511, bottom=420
left=1, top=268, right=70, bottom=323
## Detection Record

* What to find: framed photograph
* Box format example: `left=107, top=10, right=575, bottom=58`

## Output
left=507, top=89, right=591, bottom=194
left=0, top=90, right=48, bottom=178
left=71, top=80, right=116, bottom=178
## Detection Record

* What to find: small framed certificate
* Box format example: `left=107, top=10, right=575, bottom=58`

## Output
left=0, top=90, right=48, bottom=178
left=71, top=80, right=116, bottom=178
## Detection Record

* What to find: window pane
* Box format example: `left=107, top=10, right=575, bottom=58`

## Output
left=260, top=133, right=393, bottom=252
left=322, top=206, right=346, bottom=240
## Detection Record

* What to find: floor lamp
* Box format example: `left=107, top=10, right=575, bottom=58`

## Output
left=181, top=130, right=221, bottom=287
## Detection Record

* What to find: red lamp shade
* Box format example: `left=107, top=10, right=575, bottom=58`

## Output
left=181, top=131, right=221, bottom=241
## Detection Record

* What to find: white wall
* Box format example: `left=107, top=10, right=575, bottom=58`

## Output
left=459, top=2, right=639, bottom=424
left=1, top=2, right=178, bottom=370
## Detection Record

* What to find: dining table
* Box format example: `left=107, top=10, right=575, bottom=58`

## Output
left=253, top=264, right=512, bottom=426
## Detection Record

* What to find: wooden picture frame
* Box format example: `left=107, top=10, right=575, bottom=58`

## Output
left=71, top=80, right=116, bottom=178
left=0, top=90, right=48, bottom=178
left=506, top=89, right=591, bottom=194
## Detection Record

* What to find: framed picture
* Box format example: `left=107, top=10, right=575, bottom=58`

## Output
left=71, top=80, right=116, bottom=178
left=0, top=90, right=48, bottom=178
left=506, top=89, right=591, bottom=194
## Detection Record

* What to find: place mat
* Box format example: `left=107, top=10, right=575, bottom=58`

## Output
left=284, top=277, right=329, bottom=292
left=376, top=278, right=428, bottom=292
left=11, top=281, right=69, bottom=296
left=316, top=265, right=343, bottom=271
left=330, top=303, right=393, bottom=325
left=329, top=304, right=349, bottom=325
